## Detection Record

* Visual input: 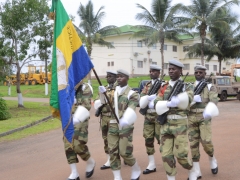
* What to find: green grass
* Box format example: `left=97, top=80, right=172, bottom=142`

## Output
left=0, top=100, right=52, bottom=133
left=0, top=118, right=61, bottom=142
left=0, top=75, right=198, bottom=99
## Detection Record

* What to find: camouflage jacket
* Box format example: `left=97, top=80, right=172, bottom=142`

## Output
left=154, top=80, right=194, bottom=116
left=117, top=85, right=139, bottom=118
left=73, top=83, right=93, bottom=113
left=191, top=82, right=218, bottom=110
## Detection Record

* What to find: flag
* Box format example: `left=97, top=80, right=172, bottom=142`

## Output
left=49, top=0, right=93, bottom=143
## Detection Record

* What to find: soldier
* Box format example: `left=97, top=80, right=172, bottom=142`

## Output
left=98, top=69, right=141, bottom=180
left=94, top=70, right=118, bottom=170
left=188, top=65, right=219, bottom=179
left=64, top=82, right=95, bottom=180
left=139, top=64, right=161, bottom=174
left=153, top=60, right=199, bottom=180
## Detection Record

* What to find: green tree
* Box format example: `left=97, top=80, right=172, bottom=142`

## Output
left=184, top=7, right=240, bottom=74
left=0, top=0, right=50, bottom=107
left=0, top=97, right=11, bottom=120
left=77, top=0, right=119, bottom=82
left=134, top=0, right=192, bottom=74
left=178, top=0, right=240, bottom=65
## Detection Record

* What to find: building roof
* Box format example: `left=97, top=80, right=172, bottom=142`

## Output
left=107, top=25, right=196, bottom=40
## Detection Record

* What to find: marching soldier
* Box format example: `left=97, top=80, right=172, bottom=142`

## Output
left=94, top=70, right=118, bottom=170
left=64, top=82, right=95, bottom=180
left=153, top=60, right=199, bottom=180
left=139, top=64, right=161, bottom=174
left=98, top=69, right=141, bottom=180
left=188, top=65, right=219, bottom=178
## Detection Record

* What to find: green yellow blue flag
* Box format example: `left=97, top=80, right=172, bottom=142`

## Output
left=49, top=0, right=93, bottom=143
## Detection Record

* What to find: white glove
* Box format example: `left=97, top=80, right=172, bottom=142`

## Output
left=99, top=86, right=106, bottom=93
left=119, top=118, right=129, bottom=127
left=147, top=94, right=156, bottom=101
left=74, top=97, right=77, bottom=104
left=166, top=96, right=180, bottom=108
left=73, top=117, right=80, bottom=125
left=193, top=95, right=202, bottom=102
left=148, top=99, right=155, bottom=109
left=203, top=111, right=212, bottom=119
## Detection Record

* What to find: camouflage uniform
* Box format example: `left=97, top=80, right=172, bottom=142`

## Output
left=108, top=86, right=139, bottom=170
left=154, top=81, right=194, bottom=176
left=98, top=82, right=118, bottom=154
left=140, top=81, right=160, bottom=155
left=188, top=83, right=218, bottom=162
left=64, top=83, right=93, bottom=164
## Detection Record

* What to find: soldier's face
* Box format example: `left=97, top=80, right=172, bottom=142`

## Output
left=117, top=74, right=128, bottom=87
left=106, top=73, right=116, bottom=84
left=149, top=69, right=160, bottom=79
left=168, top=64, right=182, bottom=81
left=195, top=70, right=206, bottom=81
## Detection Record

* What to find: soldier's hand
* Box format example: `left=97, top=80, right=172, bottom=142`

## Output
left=148, top=99, right=155, bottom=109
left=147, top=94, right=157, bottom=101
left=203, top=111, right=211, bottom=119
left=74, top=97, right=77, bottom=104
left=167, top=96, right=180, bottom=107
left=99, top=86, right=107, bottom=93
left=193, top=95, right=202, bottom=102
left=119, top=118, right=129, bottom=127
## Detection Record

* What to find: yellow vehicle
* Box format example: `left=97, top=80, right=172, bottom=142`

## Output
left=4, top=74, right=26, bottom=86
left=26, top=65, right=51, bottom=85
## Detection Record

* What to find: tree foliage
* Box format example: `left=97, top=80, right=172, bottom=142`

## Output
left=133, top=0, right=193, bottom=74
left=0, top=97, right=11, bottom=120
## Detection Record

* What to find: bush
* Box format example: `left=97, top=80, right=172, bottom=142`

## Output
left=0, top=97, right=11, bottom=120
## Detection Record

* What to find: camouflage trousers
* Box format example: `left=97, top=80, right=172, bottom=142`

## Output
left=143, top=112, right=161, bottom=155
left=63, top=119, right=91, bottom=164
left=188, top=113, right=214, bottom=162
left=160, top=118, right=193, bottom=176
left=108, top=123, right=136, bottom=170
left=101, top=115, right=112, bottom=154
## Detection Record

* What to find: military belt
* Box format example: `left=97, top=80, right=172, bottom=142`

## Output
left=167, top=114, right=187, bottom=120
left=190, top=109, right=204, bottom=113
left=147, top=109, right=156, bottom=113
left=102, top=112, right=112, bottom=116
left=109, top=119, right=117, bottom=123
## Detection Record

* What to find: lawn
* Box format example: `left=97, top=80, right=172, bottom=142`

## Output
left=0, top=75, right=198, bottom=99
left=0, top=100, right=61, bottom=142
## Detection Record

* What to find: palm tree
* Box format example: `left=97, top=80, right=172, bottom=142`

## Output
left=77, top=0, right=119, bottom=57
left=178, top=0, right=240, bottom=65
left=133, top=0, right=192, bottom=74
left=77, top=0, right=119, bottom=83
left=185, top=10, right=240, bottom=74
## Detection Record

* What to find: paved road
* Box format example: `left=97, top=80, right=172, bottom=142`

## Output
left=0, top=99, right=240, bottom=180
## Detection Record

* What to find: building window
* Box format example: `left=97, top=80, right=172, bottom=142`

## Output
left=111, top=61, right=114, bottom=66
left=213, top=65, right=217, bottom=71
left=172, top=45, right=177, bottom=52
left=152, top=62, right=157, bottom=65
left=164, top=63, right=168, bottom=69
left=137, top=41, right=142, bottom=47
left=183, top=46, right=189, bottom=51
left=137, top=61, right=143, bottom=68
left=152, top=44, right=157, bottom=49
left=107, top=62, right=110, bottom=66
left=108, top=42, right=114, bottom=49
left=223, top=67, right=226, bottom=70
left=183, top=64, right=190, bottom=70
left=164, top=44, right=167, bottom=50
left=205, top=64, right=209, bottom=70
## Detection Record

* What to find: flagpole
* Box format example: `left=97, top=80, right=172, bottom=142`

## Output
left=92, top=68, right=119, bottom=123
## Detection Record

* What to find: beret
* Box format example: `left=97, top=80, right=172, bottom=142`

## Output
left=150, top=64, right=161, bottom=71
left=117, top=69, right=129, bottom=77
left=106, top=70, right=117, bottom=75
left=194, top=65, right=207, bottom=71
left=169, top=59, right=184, bottom=68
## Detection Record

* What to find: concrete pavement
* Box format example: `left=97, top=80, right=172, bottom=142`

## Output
left=0, top=99, right=240, bottom=180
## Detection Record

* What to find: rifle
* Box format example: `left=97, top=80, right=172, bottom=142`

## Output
left=95, top=104, right=105, bottom=117
left=157, top=73, right=189, bottom=125
left=194, top=74, right=213, bottom=95
left=139, top=74, right=165, bottom=115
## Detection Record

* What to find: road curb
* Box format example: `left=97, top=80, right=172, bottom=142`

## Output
left=0, top=115, right=53, bottom=137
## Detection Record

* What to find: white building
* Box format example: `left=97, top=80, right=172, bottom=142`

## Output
left=91, top=25, right=236, bottom=77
